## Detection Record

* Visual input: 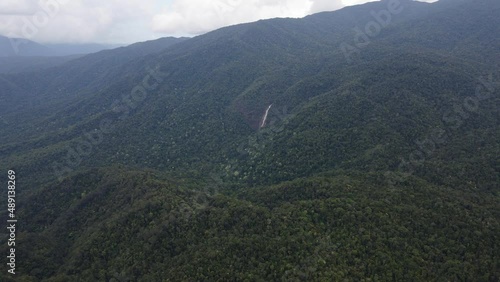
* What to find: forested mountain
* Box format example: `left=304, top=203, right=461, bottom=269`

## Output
left=0, top=35, right=53, bottom=57
left=0, top=35, right=128, bottom=74
left=0, top=55, right=82, bottom=74
left=0, top=0, right=498, bottom=280
left=42, top=43, right=123, bottom=57
left=0, top=35, right=119, bottom=57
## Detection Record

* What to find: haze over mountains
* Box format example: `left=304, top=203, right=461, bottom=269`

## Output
left=0, top=35, right=120, bottom=57
left=0, top=0, right=499, bottom=280
left=0, top=35, right=123, bottom=74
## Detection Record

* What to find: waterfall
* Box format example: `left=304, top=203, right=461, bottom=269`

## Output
left=260, top=104, right=273, bottom=128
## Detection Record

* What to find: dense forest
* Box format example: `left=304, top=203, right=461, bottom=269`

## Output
left=0, top=0, right=498, bottom=280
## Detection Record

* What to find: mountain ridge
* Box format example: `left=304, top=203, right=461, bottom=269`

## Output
left=0, top=0, right=498, bottom=188
left=0, top=34, right=120, bottom=57
left=0, top=0, right=498, bottom=280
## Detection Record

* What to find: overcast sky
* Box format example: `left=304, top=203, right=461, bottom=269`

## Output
left=0, top=0, right=436, bottom=45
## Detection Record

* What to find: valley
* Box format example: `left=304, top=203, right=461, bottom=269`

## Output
left=0, top=0, right=498, bottom=280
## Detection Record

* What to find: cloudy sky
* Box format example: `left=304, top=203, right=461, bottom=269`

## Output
left=0, top=0, right=436, bottom=45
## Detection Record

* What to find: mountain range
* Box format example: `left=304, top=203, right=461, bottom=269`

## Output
left=0, top=0, right=498, bottom=280
left=0, top=35, right=124, bottom=74
left=0, top=35, right=120, bottom=57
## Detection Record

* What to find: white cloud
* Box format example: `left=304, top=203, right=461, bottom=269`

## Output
left=310, top=0, right=345, bottom=14
left=0, top=0, right=441, bottom=44
left=152, top=0, right=320, bottom=36
left=152, top=0, right=441, bottom=36
left=151, top=0, right=375, bottom=36
left=0, top=0, right=38, bottom=15
left=0, top=0, right=155, bottom=43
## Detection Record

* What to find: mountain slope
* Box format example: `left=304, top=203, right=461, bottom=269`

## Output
left=0, top=55, right=82, bottom=74
left=0, top=0, right=499, bottom=280
left=0, top=35, right=121, bottom=57
left=1, top=167, right=498, bottom=281
left=0, top=35, right=53, bottom=57
left=0, top=36, right=187, bottom=121
left=1, top=0, right=498, bottom=189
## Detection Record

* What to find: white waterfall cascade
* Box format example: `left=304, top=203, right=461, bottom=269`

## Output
left=260, top=104, right=273, bottom=128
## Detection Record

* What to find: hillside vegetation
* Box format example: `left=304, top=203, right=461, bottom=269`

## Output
left=0, top=0, right=498, bottom=280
